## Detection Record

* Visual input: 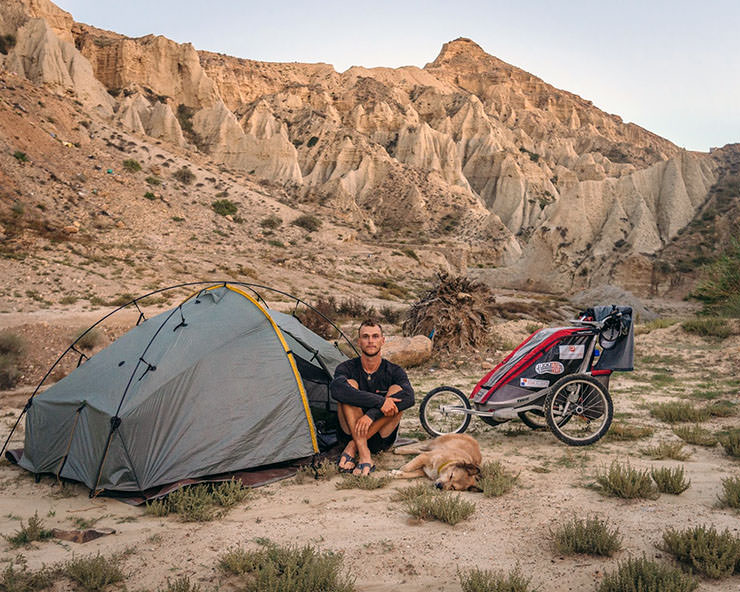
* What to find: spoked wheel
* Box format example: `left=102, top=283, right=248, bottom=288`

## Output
left=544, top=374, right=613, bottom=446
left=419, top=386, right=472, bottom=437
left=518, top=410, right=548, bottom=430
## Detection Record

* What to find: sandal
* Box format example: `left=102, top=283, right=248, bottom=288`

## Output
left=353, top=462, right=376, bottom=476
left=337, top=452, right=356, bottom=473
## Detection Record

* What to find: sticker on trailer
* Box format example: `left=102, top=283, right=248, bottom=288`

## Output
left=559, top=344, right=585, bottom=360
left=535, top=361, right=565, bottom=375
left=520, top=377, right=550, bottom=389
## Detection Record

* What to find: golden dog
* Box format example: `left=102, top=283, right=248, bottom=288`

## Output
left=391, top=433, right=482, bottom=491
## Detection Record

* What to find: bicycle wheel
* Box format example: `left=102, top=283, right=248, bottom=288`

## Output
left=518, top=410, right=547, bottom=430
left=544, top=374, right=613, bottom=446
left=419, top=386, right=472, bottom=437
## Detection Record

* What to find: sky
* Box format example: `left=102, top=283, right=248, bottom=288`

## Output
left=53, top=0, right=740, bottom=152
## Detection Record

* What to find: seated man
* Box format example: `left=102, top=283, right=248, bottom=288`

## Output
left=330, top=319, right=415, bottom=475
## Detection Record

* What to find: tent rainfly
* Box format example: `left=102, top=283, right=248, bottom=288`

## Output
left=11, top=284, right=348, bottom=495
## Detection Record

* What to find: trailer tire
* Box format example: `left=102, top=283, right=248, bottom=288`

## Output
left=419, top=386, right=472, bottom=437
left=544, top=374, right=613, bottom=446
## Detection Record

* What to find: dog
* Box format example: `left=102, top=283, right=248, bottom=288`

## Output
left=391, top=433, right=482, bottom=491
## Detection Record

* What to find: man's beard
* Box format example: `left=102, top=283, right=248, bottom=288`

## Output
left=361, top=346, right=380, bottom=357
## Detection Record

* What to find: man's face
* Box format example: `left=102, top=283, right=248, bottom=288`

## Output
left=358, top=325, right=384, bottom=357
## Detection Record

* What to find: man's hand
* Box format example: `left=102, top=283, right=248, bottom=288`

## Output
left=380, top=397, right=401, bottom=417
left=354, top=414, right=373, bottom=437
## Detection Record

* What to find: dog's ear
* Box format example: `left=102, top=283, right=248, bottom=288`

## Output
left=459, top=463, right=481, bottom=476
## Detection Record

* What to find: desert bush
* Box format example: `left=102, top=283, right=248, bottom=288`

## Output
left=682, top=317, right=733, bottom=338
left=148, top=480, right=252, bottom=522
left=636, top=318, right=679, bottom=334
left=172, top=167, right=195, bottom=185
left=391, top=483, right=434, bottom=504
left=122, top=159, right=141, bottom=173
left=479, top=461, right=518, bottom=497
left=211, top=479, right=251, bottom=508
left=718, top=475, right=740, bottom=510
left=692, top=236, right=740, bottom=317
left=260, top=214, right=282, bottom=229
left=5, top=512, right=54, bottom=548
left=607, top=422, right=654, bottom=441
left=720, top=429, right=740, bottom=458
left=641, top=441, right=691, bottom=461
left=337, top=297, right=375, bottom=318
left=550, top=515, right=622, bottom=557
left=595, top=461, right=659, bottom=499
left=458, top=566, right=534, bottom=592
left=62, top=553, right=125, bottom=592
left=158, top=576, right=201, bottom=592
left=144, top=499, right=170, bottom=517
left=212, top=199, right=238, bottom=217
left=651, top=466, right=691, bottom=494
left=73, top=327, right=102, bottom=351
left=379, top=305, right=403, bottom=325
left=649, top=401, right=708, bottom=423
left=597, top=556, right=697, bottom=592
left=403, top=490, right=475, bottom=525
left=673, top=424, right=717, bottom=446
left=145, top=176, right=162, bottom=186
left=706, top=400, right=737, bottom=417
left=0, top=34, right=17, bottom=55
left=0, top=331, right=25, bottom=389
left=335, top=474, right=392, bottom=490
left=218, top=539, right=354, bottom=592
left=661, top=525, right=740, bottom=578
left=295, top=297, right=339, bottom=340
left=366, top=277, right=408, bottom=299
left=294, top=459, right=339, bottom=484
left=291, top=214, right=322, bottom=232
left=12, top=150, right=28, bottom=162
left=0, top=555, right=57, bottom=592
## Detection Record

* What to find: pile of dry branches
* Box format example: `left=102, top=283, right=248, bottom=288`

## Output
left=403, top=274, right=494, bottom=353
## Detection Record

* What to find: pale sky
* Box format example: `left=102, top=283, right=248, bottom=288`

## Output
left=54, top=0, right=740, bottom=152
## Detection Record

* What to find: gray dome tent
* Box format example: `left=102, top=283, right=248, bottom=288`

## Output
left=5, top=283, right=350, bottom=495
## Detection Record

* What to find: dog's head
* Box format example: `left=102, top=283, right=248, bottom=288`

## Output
left=435, top=462, right=482, bottom=491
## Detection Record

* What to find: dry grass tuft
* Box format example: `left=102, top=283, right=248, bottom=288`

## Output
left=550, top=515, right=622, bottom=557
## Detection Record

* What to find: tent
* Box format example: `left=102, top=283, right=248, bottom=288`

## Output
left=6, top=283, right=350, bottom=495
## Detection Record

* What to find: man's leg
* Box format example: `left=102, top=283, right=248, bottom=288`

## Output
left=336, top=403, right=358, bottom=471
left=352, top=412, right=403, bottom=475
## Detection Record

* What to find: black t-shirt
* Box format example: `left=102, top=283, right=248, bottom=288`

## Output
left=330, top=357, right=415, bottom=421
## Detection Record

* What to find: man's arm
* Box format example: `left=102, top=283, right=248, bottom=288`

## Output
left=330, top=366, right=386, bottom=409
left=364, top=364, right=415, bottom=421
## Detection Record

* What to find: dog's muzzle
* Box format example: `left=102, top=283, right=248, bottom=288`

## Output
left=434, top=481, right=443, bottom=490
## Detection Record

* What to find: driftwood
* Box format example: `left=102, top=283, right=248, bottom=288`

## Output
left=403, top=274, right=494, bottom=353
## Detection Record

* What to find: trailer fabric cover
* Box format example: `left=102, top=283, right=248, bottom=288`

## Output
left=591, top=305, right=634, bottom=371
left=17, top=286, right=332, bottom=493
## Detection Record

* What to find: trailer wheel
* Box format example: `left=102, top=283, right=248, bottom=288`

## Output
left=419, top=386, right=472, bottom=437
left=518, top=410, right=547, bottom=430
left=544, top=374, right=613, bottom=446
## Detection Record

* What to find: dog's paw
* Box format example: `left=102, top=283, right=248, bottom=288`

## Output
left=389, top=469, right=403, bottom=477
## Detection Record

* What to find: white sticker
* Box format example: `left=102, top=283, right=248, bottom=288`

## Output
left=559, top=344, right=585, bottom=360
left=520, top=377, right=550, bottom=389
left=535, top=361, right=565, bottom=375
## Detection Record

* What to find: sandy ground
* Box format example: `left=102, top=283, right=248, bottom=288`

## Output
left=0, top=317, right=739, bottom=591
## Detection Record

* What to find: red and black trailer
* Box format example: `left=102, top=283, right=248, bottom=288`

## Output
left=419, top=305, right=634, bottom=446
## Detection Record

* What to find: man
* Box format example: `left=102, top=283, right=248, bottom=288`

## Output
left=330, top=319, right=415, bottom=476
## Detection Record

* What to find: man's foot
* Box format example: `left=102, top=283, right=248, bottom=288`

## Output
left=337, top=452, right=356, bottom=473
left=353, top=462, right=376, bottom=476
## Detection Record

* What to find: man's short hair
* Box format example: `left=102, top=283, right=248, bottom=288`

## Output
left=358, top=319, right=383, bottom=336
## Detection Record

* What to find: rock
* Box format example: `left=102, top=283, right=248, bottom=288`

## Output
left=382, top=335, right=432, bottom=368
left=52, top=527, right=115, bottom=543
left=62, top=224, right=78, bottom=234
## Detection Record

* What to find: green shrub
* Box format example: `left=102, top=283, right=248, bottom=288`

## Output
left=212, top=199, right=238, bottom=217
left=12, top=151, right=28, bottom=162
left=292, top=214, right=322, bottom=232
left=595, top=461, right=659, bottom=499
left=0, top=331, right=25, bottom=389
left=173, top=167, right=196, bottom=185
left=404, top=490, right=475, bottom=525
left=391, top=483, right=434, bottom=504
left=681, top=317, right=733, bottom=338
left=651, top=466, right=691, bottom=494
left=458, top=566, right=534, bottom=592
left=692, top=236, right=740, bottom=317
left=649, top=401, right=708, bottom=423
left=550, top=515, right=622, bottom=557
left=218, top=540, right=354, bottom=592
left=706, top=400, right=737, bottom=417
left=62, top=553, right=125, bottom=592
left=122, top=159, right=141, bottom=173
left=5, top=512, right=54, bottom=548
left=720, top=429, right=740, bottom=458
left=479, top=461, right=518, bottom=497
left=673, top=424, right=717, bottom=446
left=0, top=555, right=57, bottom=592
left=144, top=191, right=156, bottom=200
left=636, top=318, right=679, bottom=334
left=158, top=576, right=201, bottom=592
left=144, top=499, right=170, bottom=517
left=74, top=327, right=102, bottom=350
left=607, top=422, right=655, bottom=441
left=211, top=479, right=252, bottom=507
left=718, top=475, right=740, bottom=510
left=150, top=480, right=252, bottom=522
left=145, top=176, right=162, bottom=186
left=661, top=525, right=740, bottom=578
left=0, top=34, right=17, bottom=55
left=294, top=459, right=339, bottom=484
left=641, top=441, right=690, bottom=460
left=260, top=214, right=282, bottom=229
left=267, top=239, right=285, bottom=248
left=335, top=474, right=392, bottom=490
left=597, top=556, right=697, bottom=592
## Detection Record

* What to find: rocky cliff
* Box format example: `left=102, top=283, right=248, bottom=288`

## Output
left=1, top=0, right=733, bottom=296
